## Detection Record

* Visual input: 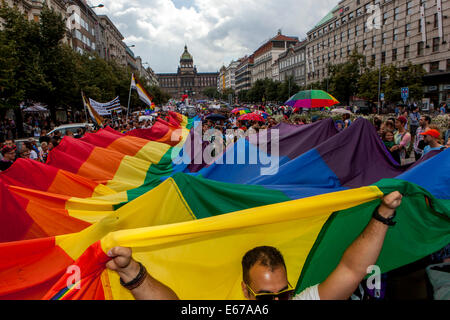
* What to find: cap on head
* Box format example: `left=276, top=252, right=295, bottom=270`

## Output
left=420, top=129, right=440, bottom=139
left=1, top=145, right=15, bottom=156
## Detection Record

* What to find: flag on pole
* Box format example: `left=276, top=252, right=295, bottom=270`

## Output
left=437, top=0, right=443, bottom=40
left=131, top=74, right=154, bottom=109
left=82, top=92, right=104, bottom=127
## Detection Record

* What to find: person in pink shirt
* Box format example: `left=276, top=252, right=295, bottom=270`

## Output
left=390, top=116, right=411, bottom=164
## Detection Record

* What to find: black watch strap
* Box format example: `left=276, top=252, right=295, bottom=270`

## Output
left=372, top=205, right=397, bottom=226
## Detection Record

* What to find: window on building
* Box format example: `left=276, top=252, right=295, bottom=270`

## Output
left=355, top=25, right=361, bottom=36
left=407, top=1, right=413, bottom=15
left=336, top=20, right=340, bottom=27
left=432, top=37, right=440, bottom=52
left=393, top=28, right=399, bottom=41
left=404, top=45, right=410, bottom=58
left=349, top=12, right=354, bottom=20
left=405, top=24, right=411, bottom=37
left=392, top=48, right=397, bottom=61
left=371, top=54, right=376, bottom=64
left=430, top=61, right=439, bottom=72
left=417, top=41, right=424, bottom=56
left=383, top=12, right=389, bottom=25
left=394, top=7, right=400, bottom=20
left=329, top=23, right=334, bottom=31
left=363, top=39, right=368, bottom=50
left=381, top=52, right=386, bottom=64
left=447, top=59, right=450, bottom=71
left=342, top=16, right=347, bottom=24
left=382, top=32, right=387, bottom=44
left=372, top=35, right=377, bottom=47
left=434, top=13, right=438, bottom=28
left=356, top=7, right=363, bottom=17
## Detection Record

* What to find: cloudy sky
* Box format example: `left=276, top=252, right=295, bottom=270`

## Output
left=91, top=0, right=339, bottom=73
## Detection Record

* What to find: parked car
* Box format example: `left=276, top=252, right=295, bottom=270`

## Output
left=47, top=123, right=94, bottom=137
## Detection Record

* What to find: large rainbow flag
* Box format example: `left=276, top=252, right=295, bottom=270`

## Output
left=0, top=112, right=448, bottom=300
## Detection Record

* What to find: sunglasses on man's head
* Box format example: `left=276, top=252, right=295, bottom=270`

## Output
left=245, top=283, right=294, bottom=301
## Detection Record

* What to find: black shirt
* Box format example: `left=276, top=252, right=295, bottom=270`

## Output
left=0, top=160, right=13, bottom=172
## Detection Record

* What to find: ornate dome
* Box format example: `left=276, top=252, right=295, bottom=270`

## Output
left=180, top=45, right=193, bottom=62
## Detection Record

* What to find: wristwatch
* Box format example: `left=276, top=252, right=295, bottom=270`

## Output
left=372, top=205, right=397, bottom=226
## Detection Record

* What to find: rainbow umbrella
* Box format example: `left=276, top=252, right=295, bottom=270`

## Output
left=238, top=113, right=266, bottom=122
left=254, top=110, right=269, bottom=119
left=232, top=108, right=250, bottom=115
left=286, top=90, right=339, bottom=110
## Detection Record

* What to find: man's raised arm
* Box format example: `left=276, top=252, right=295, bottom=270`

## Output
left=318, top=191, right=403, bottom=300
left=106, top=246, right=179, bottom=300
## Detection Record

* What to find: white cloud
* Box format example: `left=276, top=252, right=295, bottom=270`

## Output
left=92, top=0, right=339, bottom=73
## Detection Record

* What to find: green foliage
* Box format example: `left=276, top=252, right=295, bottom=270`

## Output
left=328, top=51, right=365, bottom=105
left=244, top=76, right=300, bottom=104
left=203, top=87, right=219, bottom=99
left=357, top=63, right=425, bottom=105
left=221, top=88, right=235, bottom=101
left=0, top=4, right=167, bottom=123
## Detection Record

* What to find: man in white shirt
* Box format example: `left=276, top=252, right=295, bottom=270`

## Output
left=106, top=191, right=402, bottom=300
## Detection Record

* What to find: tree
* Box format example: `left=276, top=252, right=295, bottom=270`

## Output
left=358, top=66, right=381, bottom=103
left=265, top=79, right=280, bottom=103
left=278, top=76, right=299, bottom=103
left=221, top=88, right=235, bottom=101
left=0, top=4, right=49, bottom=136
left=203, top=87, right=219, bottom=100
left=328, top=51, right=365, bottom=105
left=237, top=89, right=248, bottom=103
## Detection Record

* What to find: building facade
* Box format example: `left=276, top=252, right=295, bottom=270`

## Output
left=278, top=40, right=307, bottom=87
left=225, top=60, right=240, bottom=90
left=1, top=0, right=72, bottom=45
left=235, top=55, right=254, bottom=94
left=217, top=66, right=226, bottom=93
left=305, top=0, right=450, bottom=105
left=66, top=0, right=100, bottom=56
left=251, top=30, right=299, bottom=84
left=157, top=46, right=219, bottom=100
left=98, top=14, right=126, bottom=66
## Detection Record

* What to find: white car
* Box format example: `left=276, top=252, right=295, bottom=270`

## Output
left=47, top=123, right=94, bottom=136
left=139, top=115, right=154, bottom=122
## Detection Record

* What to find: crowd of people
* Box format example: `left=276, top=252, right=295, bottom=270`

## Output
left=1, top=104, right=449, bottom=172
left=377, top=105, right=449, bottom=164
left=0, top=103, right=449, bottom=301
